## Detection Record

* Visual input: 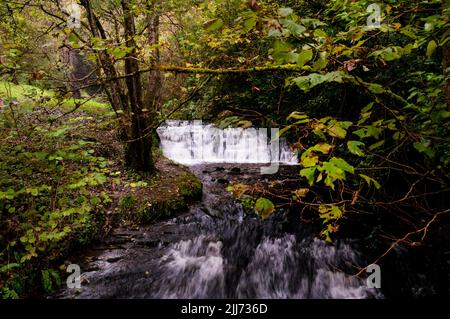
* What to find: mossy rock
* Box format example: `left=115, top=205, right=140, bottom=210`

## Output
left=137, top=171, right=202, bottom=223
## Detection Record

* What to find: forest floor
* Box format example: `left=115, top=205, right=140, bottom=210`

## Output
left=0, top=86, right=202, bottom=298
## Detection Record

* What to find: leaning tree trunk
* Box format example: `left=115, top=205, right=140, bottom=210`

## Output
left=122, top=0, right=154, bottom=172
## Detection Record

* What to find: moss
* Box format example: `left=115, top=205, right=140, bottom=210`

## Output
left=136, top=167, right=202, bottom=223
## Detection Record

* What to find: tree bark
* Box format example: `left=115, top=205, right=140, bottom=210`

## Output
left=147, top=0, right=162, bottom=112
left=444, top=2, right=450, bottom=111
left=445, top=43, right=450, bottom=111
left=80, top=0, right=128, bottom=113
left=122, top=0, right=154, bottom=173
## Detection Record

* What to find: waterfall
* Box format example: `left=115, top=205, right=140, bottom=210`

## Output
left=154, top=234, right=381, bottom=299
left=157, top=121, right=297, bottom=165
left=55, top=123, right=384, bottom=300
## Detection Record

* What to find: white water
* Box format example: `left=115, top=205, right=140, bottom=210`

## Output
left=156, top=234, right=380, bottom=299
left=154, top=121, right=380, bottom=299
left=157, top=120, right=297, bottom=165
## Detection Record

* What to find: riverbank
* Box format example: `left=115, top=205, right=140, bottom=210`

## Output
left=0, top=102, right=202, bottom=298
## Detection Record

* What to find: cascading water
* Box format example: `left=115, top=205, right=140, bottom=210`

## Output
left=55, top=121, right=382, bottom=299
left=156, top=121, right=298, bottom=165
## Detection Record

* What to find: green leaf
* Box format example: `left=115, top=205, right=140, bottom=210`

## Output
left=41, top=270, right=53, bottom=293
left=300, top=167, right=317, bottom=186
left=276, top=125, right=293, bottom=138
left=314, top=29, right=327, bottom=38
left=372, top=46, right=403, bottom=61
left=322, top=161, right=346, bottom=180
left=2, top=288, right=19, bottom=299
left=292, top=71, right=348, bottom=93
left=327, top=122, right=347, bottom=139
left=359, top=174, right=381, bottom=189
left=268, top=28, right=282, bottom=37
left=319, top=205, right=343, bottom=223
left=296, top=49, right=313, bottom=67
left=352, top=125, right=382, bottom=140
left=244, top=17, right=257, bottom=32
left=280, top=19, right=306, bottom=36
left=347, top=141, right=365, bottom=156
left=301, top=155, right=319, bottom=167
left=426, top=40, right=437, bottom=58
left=329, top=157, right=354, bottom=174
left=324, top=175, right=336, bottom=190
left=254, top=198, right=275, bottom=220
left=0, top=263, right=20, bottom=273
left=312, top=143, right=333, bottom=154
left=67, top=33, right=80, bottom=48
left=312, top=51, right=328, bottom=71
left=91, top=37, right=106, bottom=50
left=368, top=139, right=385, bottom=151
left=108, top=46, right=134, bottom=59
left=413, top=140, right=435, bottom=158
left=205, top=18, right=224, bottom=32
left=287, top=111, right=308, bottom=120
left=367, top=83, right=385, bottom=94
left=27, top=188, right=39, bottom=196
left=279, top=8, right=293, bottom=17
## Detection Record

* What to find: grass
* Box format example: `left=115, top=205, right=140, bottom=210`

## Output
left=0, top=81, right=110, bottom=112
left=0, top=81, right=52, bottom=99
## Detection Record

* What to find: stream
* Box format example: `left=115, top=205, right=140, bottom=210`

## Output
left=55, top=121, right=382, bottom=299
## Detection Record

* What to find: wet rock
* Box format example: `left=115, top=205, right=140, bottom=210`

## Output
left=202, top=207, right=220, bottom=218
left=217, top=178, right=229, bottom=185
left=229, top=167, right=241, bottom=175
left=137, top=239, right=160, bottom=248
left=106, top=256, right=124, bottom=263
left=86, top=264, right=101, bottom=272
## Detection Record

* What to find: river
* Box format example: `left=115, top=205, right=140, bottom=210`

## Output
left=55, top=121, right=382, bottom=299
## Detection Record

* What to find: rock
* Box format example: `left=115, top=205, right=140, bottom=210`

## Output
left=229, top=167, right=241, bottom=175
left=217, top=178, right=229, bottom=185
left=86, top=265, right=100, bottom=272
left=137, top=239, right=159, bottom=248
left=105, top=256, right=124, bottom=263
left=215, top=167, right=225, bottom=171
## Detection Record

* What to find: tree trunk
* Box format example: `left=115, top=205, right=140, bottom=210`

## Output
left=147, top=0, right=162, bottom=112
left=444, top=2, right=450, bottom=111
left=445, top=43, right=450, bottom=111
left=122, top=0, right=154, bottom=173
left=80, top=0, right=128, bottom=113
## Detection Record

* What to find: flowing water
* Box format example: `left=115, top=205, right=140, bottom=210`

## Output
left=55, top=121, right=381, bottom=299
left=156, top=120, right=298, bottom=165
